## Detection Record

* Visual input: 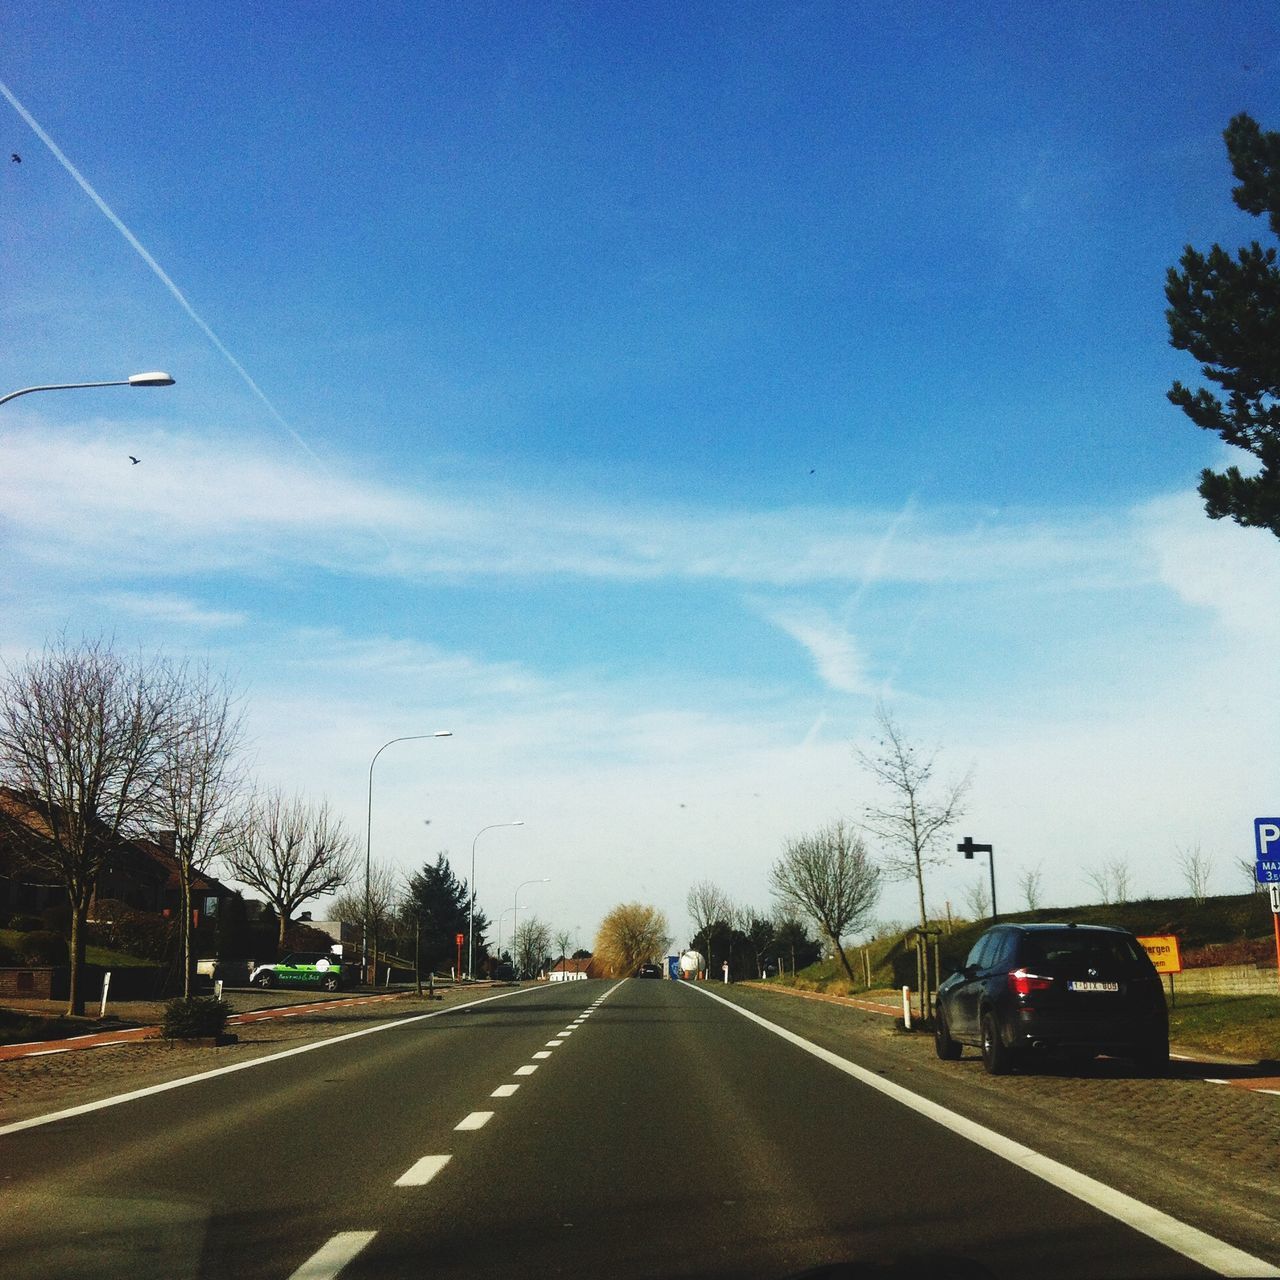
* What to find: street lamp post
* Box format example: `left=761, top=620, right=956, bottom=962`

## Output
left=468, top=822, right=524, bottom=979
left=511, top=876, right=550, bottom=978
left=365, top=732, right=452, bottom=984
left=0, top=371, right=175, bottom=406
left=958, top=836, right=997, bottom=919
left=495, top=906, right=517, bottom=963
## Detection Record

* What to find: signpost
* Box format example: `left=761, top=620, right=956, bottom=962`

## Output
left=957, top=836, right=996, bottom=919
left=1136, top=935, right=1182, bottom=1007
left=455, top=931, right=465, bottom=982
left=1252, top=819, right=1280, bottom=992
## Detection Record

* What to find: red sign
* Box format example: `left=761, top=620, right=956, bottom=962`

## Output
left=455, top=932, right=465, bottom=946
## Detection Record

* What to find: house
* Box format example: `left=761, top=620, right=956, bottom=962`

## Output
left=548, top=955, right=600, bottom=981
left=0, top=787, right=238, bottom=925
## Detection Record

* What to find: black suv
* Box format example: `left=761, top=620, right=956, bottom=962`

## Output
left=934, top=922, right=1168, bottom=1074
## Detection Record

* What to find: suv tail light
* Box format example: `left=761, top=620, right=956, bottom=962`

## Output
left=1008, top=968, right=1053, bottom=996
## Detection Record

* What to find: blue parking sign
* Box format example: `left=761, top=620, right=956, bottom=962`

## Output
left=1254, top=819, right=1280, bottom=882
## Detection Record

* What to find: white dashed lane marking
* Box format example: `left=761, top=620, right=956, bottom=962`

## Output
left=533, top=1050, right=552, bottom=1059
left=514, top=1064, right=539, bottom=1076
left=545, top=1039, right=563, bottom=1046
left=491, top=1084, right=520, bottom=1098
left=455, top=1111, right=494, bottom=1131
left=287, top=1231, right=377, bottom=1280
left=394, top=1155, right=451, bottom=1187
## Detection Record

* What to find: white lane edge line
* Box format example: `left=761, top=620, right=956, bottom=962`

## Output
left=682, top=982, right=1280, bottom=1279
left=454, top=1111, right=494, bottom=1131
left=491, top=1084, right=520, bottom=1098
left=0, top=985, right=547, bottom=1137
left=287, top=1229, right=378, bottom=1280
left=394, top=1154, right=451, bottom=1187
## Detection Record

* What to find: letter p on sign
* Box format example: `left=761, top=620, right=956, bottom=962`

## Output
left=1254, top=819, right=1280, bottom=859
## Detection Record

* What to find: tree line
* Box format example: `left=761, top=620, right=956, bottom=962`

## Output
left=0, top=635, right=358, bottom=1014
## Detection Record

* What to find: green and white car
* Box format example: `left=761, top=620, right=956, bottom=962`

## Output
left=249, top=951, right=344, bottom=992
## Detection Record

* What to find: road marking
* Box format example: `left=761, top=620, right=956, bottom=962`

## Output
left=685, top=982, right=1280, bottom=1279
left=395, top=1154, right=451, bottom=1187
left=546, top=1039, right=563, bottom=1046
left=491, top=1084, right=520, bottom=1098
left=287, top=1230, right=377, bottom=1280
left=514, top=1064, right=538, bottom=1076
left=26, top=1048, right=72, bottom=1057
left=533, top=1050, right=552, bottom=1059
left=0, top=984, right=546, bottom=1137
left=455, top=1111, right=494, bottom=1130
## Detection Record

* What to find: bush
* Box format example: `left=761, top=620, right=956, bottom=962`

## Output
left=86, top=900, right=176, bottom=963
left=7, top=914, right=43, bottom=933
left=161, top=996, right=231, bottom=1040
left=17, top=930, right=69, bottom=965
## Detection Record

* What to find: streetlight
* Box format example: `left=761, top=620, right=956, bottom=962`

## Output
left=0, top=371, right=175, bottom=406
left=511, top=876, right=550, bottom=978
left=469, top=822, right=525, bottom=979
left=364, top=731, right=452, bottom=983
left=495, top=906, right=517, bottom=963
left=958, top=836, right=997, bottom=919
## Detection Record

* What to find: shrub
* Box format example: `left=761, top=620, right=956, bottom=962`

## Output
left=86, top=900, right=176, bottom=963
left=7, top=914, right=44, bottom=933
left=18, top=930, right=69, bottom=965
left=161, top=996, right=231, bottom=1040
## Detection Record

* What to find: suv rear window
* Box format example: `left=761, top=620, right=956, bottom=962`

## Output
left=1022, top=931, right=1150, bottom=973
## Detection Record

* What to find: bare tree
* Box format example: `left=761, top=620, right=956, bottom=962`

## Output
left=1176, top=843, right=1214, bottom=904
left=223, top=791, right=356, bottom=947
left=514, top=916, right=553, bottom=978
left=0, top=636, right=174, bottom=1015
left=770, top=819, right=881, bottom=984
left=553, top=927, right=574, bottom=969
left=332, top=859, right=398, bottom=980
left=1085, top=857, right=1132, bottom=906
left=1017, top=863, right=1045, bottom=911
left=152, top=662, right=244, bottom=996
left=856, top=703, right=971, bottom=928
left=1237, top=856, right=1266, bottom=894
left=686, top=879, right=730, bottom=976
left=594, top=902, right=671, bottom=977
left=963, top=876, right=991, bottom=920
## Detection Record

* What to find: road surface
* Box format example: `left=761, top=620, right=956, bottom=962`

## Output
left=0, top=978, right=1274, bottom=1279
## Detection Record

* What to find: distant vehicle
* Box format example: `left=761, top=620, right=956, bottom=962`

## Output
left=492, top=961, right=517, bottom=982
left=636, top=962, right=662, bottom=978
left=934, top=922, right=1168, bottom=1075
left=249, top=951, right=343, bottom=992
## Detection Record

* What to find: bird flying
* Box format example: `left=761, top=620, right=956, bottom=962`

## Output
left=128, top=456, right=140, bottom=465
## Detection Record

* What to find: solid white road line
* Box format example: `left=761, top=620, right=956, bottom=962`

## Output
left=514, top=1064, right=538, bottom=1076
left=287, top=1230, right=378, bottom=1280
left=685, top=982, right=1280, bottom=1279
left=455, top=1111, right=494, bottom=1131
left=491, top=1084, right=520, bottom=1098
left=395, top=1155, right=451, bottom=1187
left=0, top=984, right=546, bottom=1137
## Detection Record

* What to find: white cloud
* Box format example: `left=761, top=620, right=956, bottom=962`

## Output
left=763, top=606, right=875, bottom=694
left=1136, top=490, right=1280, bottom=632
left=98, top=591, right=246, bottom=629
left=0, top=422, right=1148, bottom=590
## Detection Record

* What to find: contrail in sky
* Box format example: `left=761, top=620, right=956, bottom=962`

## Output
left=0, top=78, right=323, bottom=467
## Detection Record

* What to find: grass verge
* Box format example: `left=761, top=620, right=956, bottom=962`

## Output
left=1167, top=992, right=1280, bottom=1063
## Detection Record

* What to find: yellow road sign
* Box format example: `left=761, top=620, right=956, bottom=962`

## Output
left=1136, top=934, right=1182, bottom=974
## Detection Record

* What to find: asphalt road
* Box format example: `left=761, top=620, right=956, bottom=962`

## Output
left=0, top=978, right=1273, bottom=1280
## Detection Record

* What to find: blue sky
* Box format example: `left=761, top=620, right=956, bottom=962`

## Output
left=3, top=2, right=1280, bottom=948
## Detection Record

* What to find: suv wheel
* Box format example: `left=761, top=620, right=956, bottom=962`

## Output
left=1134, top=1035, right=1169, bottom=1076
left=934, top=1008, right=962, bottom=1061
left=980, top=1010, right=1014, bottom=1075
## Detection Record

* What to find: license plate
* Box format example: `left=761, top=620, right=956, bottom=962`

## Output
left=1068, top=980, right=1119, bottom=992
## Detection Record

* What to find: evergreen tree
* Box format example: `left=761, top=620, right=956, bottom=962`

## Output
left=1166, top=113, right=1280, bottom=535
left=405, top=852, right=488, bottom=973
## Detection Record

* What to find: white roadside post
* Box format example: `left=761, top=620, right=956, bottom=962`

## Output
left=98, top=972, right=112, bottom=1020
left=901, top=985, right=912, bottom=1031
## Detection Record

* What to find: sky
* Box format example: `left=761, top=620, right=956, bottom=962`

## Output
left=3, top=1, right=1280, bottom=953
